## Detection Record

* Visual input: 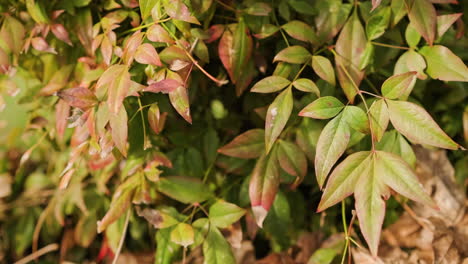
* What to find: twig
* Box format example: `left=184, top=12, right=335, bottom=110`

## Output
left=14, top=244, right=59, bottom=264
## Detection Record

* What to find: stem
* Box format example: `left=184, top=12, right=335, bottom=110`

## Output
left=111, top=209, right=131, bottom=264
left=360, top=90, right=382, bottom=98
left=14, top=244, right=59, bottom=264
left=271, top=6, right=290, bottom=47
left=340, top=240, right=349, bottom=264
left=122, top=17, right=172, bottom=34
left=342, top=200, right=348, bottom=236
left=215, top=0, right=237, bottom=12
left=137, top=98, right=149, bottom=150
left=371, top=41, right=410, bottom=50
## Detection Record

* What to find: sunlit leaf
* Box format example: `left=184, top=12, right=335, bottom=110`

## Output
left=437, top=13, right=462, bottom=38
left=139, top=0, right=157, bottom=20
left=135, top=43, right=162, bottom=66
left=394, top=49, right=427, bottom=81
left=265, top=87, right=293, bottom=153
left=147, top=24, right=174, bottom=43
left=157, top=176, right=212, bottom=204
left=209, top=200, right=246, bottom=228
left=376, top=130, right=417, bottom=168
left=419, top=45, right=468, bottom=82
left=342, top=106, right=369, bottom=134
left=109, top=105, right=128, bottom=157
left=407, top=0, right=436, bottom=45
left=311, top=56, right=335, bottom=86
left=369, top=99, right=389, bottom=142
left=170, top=223, right=194, bottom=247
left=282, top=20, right=318, bottom=44
left=299, top=96, right=344, bottom=120
left=366, top=6, right=390, bottom=40
left=57, top=87, right=97, bottom=110
left=273, top=45, right=311, bottom=64
left=164, top=0, right=200, bottom=24
left=315, top=1, right=352, bottom=43
left=387, top=99, right=459, bottom=149
left=168, top=72, right=191, bottom=123
left=405, top=23, right=421, bottom=48
left=218, top=129, right=265, bottom=159
left=292, top=78, right=320, bottom=96
left=251, top=76, right=291, bottom=93
left=381, top=72, right=417, bottom=99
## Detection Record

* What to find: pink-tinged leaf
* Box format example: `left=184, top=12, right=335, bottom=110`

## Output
left=281, top=20, right=318, bottom=44
left=96, top=103, right=110, bottom=137
left=57, top=87, right=98, bottom=110
left=96, top=65, right=125, bottom=95
left=217, top=129, right=265, bottom=159
left=253, top=24, right=279, bottom=39
left=369, top=99, right=389, bottom=142
left=354, top=155, right=386, bottom=257
left=318, top=151, right=371, bottom=211
left=147, top=103, right=167, bottom=134
left=381, top=72, right=417, bottom=99
left=315, top=2, right=352, bottom=43
left=122, top=31, right=144, bottom=66
left=315, top=113, right=351, bottom=188
left=159, top=45, right=189, bottom=65
left=55, top=99, right=70, bottom=141
left=219, top=28, right=235, bottom=81
left=168, top=72, right=191, bottom=124
left=135, top=43, right=162, bottom=66
left=249, top=151, right=280, bottom=227
left=418, top=45, right=468, bottom=82
left=437, top=13, right=462, bottom=38
left=51, top=23, right=72, bottom=46
left=231, top=19, right=253, bottom=83
left=299, top=96, right=344, bottom=119
left=376, top=151, right=436, bottom=208
left=387, top=100, right=459, bottom=149
left=265, top=87, right=293, bottom=153
left=312, top=56, right=336, bottom=86
left=86, top=108, right=97, bottom=139
left=251, top=76, right=291, bottom=93
left=40, top=65, right=74, bottom=95
left=165, top=0, right=200, bottom=24
left=109, top=105, right=128, bottom=157
left=342, top=106, right=369, bottom=134
left=101, top=36, right=113, bottom=65
left=292, top=79, right=320, bottom=96
left=170, top=223, right=194, bottom=247
left=169, top=59, right=190, bottom=71
left=139, top=0, right=158, bottom=20
left=277, top=140, right=307, bottom=188
left=147, top=24, right=174, bottom=44
left=394, top=50, right=427, bottom=81
left=206, top=24, right=225, bottom=43
left=107, top=65, right=131, bottom=114
left=407, top=0, right=436, bottom=45
left=0, top=16, right=25, bottom=55
left=273, top=45, right=311, bottom=64
left=335, top=12, right=366, bottom=103
left=371, top=0, right=383, bottom=11
left=31, top=37, right=57, bottom=54
left=92, top=34, right=103, bottom=55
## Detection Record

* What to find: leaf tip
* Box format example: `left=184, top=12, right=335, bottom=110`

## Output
left=252, top=206, right=268, bottom=228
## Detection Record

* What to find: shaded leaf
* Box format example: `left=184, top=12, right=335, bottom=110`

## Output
left=170, top=223, right=194, bottom=247
left=203, top=225, right=236, bottom=264
left=146, top=79, right=182, bottom=94
left=299, top=96, right=344, bottom=120
left=311, top=55, right=335, bottom=86
left=342, top=106, right=369, bottom=134
left=218, top=129, right=265, bottom=159
left=437, top=13, right=462, bottom=38
left=265, top=87, right=293, bottom=153
left=387, top=99, right=459, bottom=149
left=209, top=200, right=246, bottom=228
left=155, top=227, right=181, bottom=264
left=407, top=0, right=436, bottom=45
left=51, top=23, right=72, bottom=46
left=135, top=43, right=162, bottom=66
left=148, top=103, right=167, bottom=134
left=136, top=207, right=179, bottom=228
left=244, top=2, right=272, bottom=16
left=315, top=2, right=352, bottom=42
left=277, top=140, right=307, bottom=187
left=251, top=76, right=291, bottom=93
left=282, top=20, right=318, bottom=44
left=366, top=6, right=391, bottom=40
left=273, top=45, right=311, bottom=64
left=165, top=0, right=200, bottom=24
left=376, top=130, right=416, bottom=168
left=292, top=78, right=320, bottom=96
left=381, top=72, right=417, bottom=99
left=156, top=176, right=212, bottom=204
left=168, top=72, right=191, bottom=123
left=419, top=45, right=468, bottom=82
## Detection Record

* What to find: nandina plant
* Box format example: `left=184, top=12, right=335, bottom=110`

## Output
left=0, top=0, right=467, bottom=263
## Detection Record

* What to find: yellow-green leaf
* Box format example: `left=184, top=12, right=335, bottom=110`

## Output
left=251, top=76, right=291, bottom=93
left=265, top=87, right=293, bottom=153
left=369, top=99, right=389, bottom=142
left=312, top=55, right=336, bottom=86
left=170, top=223, right=194, bottom=247
left=273, top=45, right=311, bottom=64
left=419, top=45, right=468, bottom=82
left=209, top=200, right=246, bottom=228
left=407, top=0, right=436, bottom=45
left=381, top=72, right=417, bottom=99
left=299, top=96, right=344, bottom=120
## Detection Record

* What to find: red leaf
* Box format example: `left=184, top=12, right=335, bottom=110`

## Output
left=57, top=87, right=98, bottom=110
left=165, top=0, right=200, bottom=24
left=135, top=43, right=162, bottom=66
left=122, top=31, right=144, bottom=66
left=206, top=24, right=225, bottom=43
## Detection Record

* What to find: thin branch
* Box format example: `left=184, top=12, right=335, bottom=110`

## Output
left=111, top=209, right=131, bottom=264
left=371, top=41, right=410, bottom=50
left=14, top=244, right=59, bottom=264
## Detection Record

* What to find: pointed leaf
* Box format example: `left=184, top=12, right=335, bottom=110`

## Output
left=369, top=99, right=389, bottom=142
left=251, top=76, right=291, bottom=93
left=342, top=106, right=369, bottom=134
left=394, top=49, right=427, bottom=81
left=265, top=87, right=293, bottom=153
left=156, top=176, right=212, bottom=204
left=136, top=207, right=179, bottom=229
left=437, top=13, right=462, bottom=38
left=277, top=140, right=307, bottom=187
left=139, top=0, right=157, bottom=20
left=335, top=12, right=366, bottom=103
left=292, top=78, right=320, bottom=96
left=376, top=151, right=436, bottom=208
left=51, top=23, right=72, bottom=45
left=218, top=129, right=265, bottom=159
left=407, top=0, right=436, bottom=45
left=165, top=0, right=200, bottom=24
left=387, top=100, right=459, bottom=149
left=148, top=103, right=167, bottom=134
left=106, top=65, right=131, bottom=114
left=57, top=87, right=97, bottom=110
left=155, top=228, right=181, bottom=264
left=312, top=56, right=336, bottom=86
left=282, top=20, right=318, bottom=44
left=168, top=79, right=191, bottom=123
left=147, top=24, right=174, bottom=43
left=109, top=106, right=128, bottom=157
left=366, top=6, right=391, bottom=40
left=203, top=225, right=236, bottom=264
left=299, top=96, right=344, bottom=120
left=419, top=45, right=468, bottom=82
left=315, top=113, right=351, bottom=188
left=244, top=2, right=272, bottom=16
left=232, top=18, right=253, bottom=82
left=381, top=72, right=417, bottom=99
left=170, top=223, right=194, bottom=247
left=209, top=200, right=246, bottom=228
left=376, top=130, right=417, bottom=168
left=135, top=43, right=162, bottom=66
left=146, top=79, right=182, bottom=94
left=405, top=23, right=421, bottom=48
left=249, top=151, right=280, bottom=227
left=273, top=45, right=311, bottom=64
left=318, top=151, right=371, bottom=211
left=372, top=0, right=383, bottom=11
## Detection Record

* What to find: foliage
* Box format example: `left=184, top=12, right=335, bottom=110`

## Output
left=0, top=0, right=467, bottom=262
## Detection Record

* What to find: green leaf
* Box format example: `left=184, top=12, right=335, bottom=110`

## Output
left=251, top=76, right=291, bottom=93
left=282, top=20, right=318, bottom=44
left=164, top=0, right=200, bottom=24
left=376, top=151, right=436, bottom=208
left=359, top=42, right=374, bottom=70
left=168, top=73, right=192, bottom=123
left=354, top=155, right=386, bottom=256
left=315, top=113, right=351, bottom=188
left=292, top=78, right=320, bottom=96
left=26, top=0, right=49, bottom=23
left=407, top=0, right=436, bottom=45
left=109, top=106, right=128, bottom=157
left=342, top=105, right=369, bottom=134
left=405, top=23, right=421, bottom=48
left=376, top=130, right=416, bottom=168
left=381, top=72, right=417, bottom=99
left=437, top=13, right=462, bottom=39
left=315, top=1, right=352, bottom=42
left=308, top=248, right=338, bottom=264
left=203, top=225, right=236, bottom=264
left=335, top=11, right=366, bottom=103
left=218, top=129, right=265, bottom=159
left=157, top=176, right=213, bottom=204
left=139, top=0, right=157, bottom=20
left=391, top=0, right=407, bottom=27
left=394, top=49, right=427, bottom=81
left=209, top=200, right=246, bottom=228
left=299, top=96, right=344, bottom=120
left=366, top=6, right=391, bottom=40
left=155, top=228, right=181, bottom=264
left=232, top=18, right=253, bottom=82
left=369, top=99, right=389, bottom=142
left=273, top=46, right=311, bottom=64
left=249, top=150, right=280, bottom=227
left=277, top=140, right=307, bottom=187
left=107, top=65, right=131, bottom=114
left=387, top=100, right=459, bottom=149
left=263, top=191, right=292, bottom=250
left=318, top=151, right=371, bottom=211
left=265, top=87, right=293, bottom=153
left=136, top=207, right=179, bottom=229
left=419, top=45, right=468, bottom=82
left=244, top=2, right=272, bottom=16
left=311, top=56, right=335, bottom=86
left=170, top=223, right=194, bottom=247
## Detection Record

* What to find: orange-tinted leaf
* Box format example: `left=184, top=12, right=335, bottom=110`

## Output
left=170, top=223, right=194, bottom=247
left=335, top=12, right=366, bottom=103
left=135, top=43, right=162, bottom=66
left=407, top=0, right=436, bottom=45
left=101, top=35, right=113, bottom=65
left=165, top=0, right=200, bottom=24
left=57, top=87, right=98, bottom=110
left=282, top=20, right=318, bottom=44
left=107, top=65, right=131, bottom=114
left=273, top=45, right=311, bottom=64
left=218, top=129, right=265, bottom=159
left=299, top=96, right=344, bottom=119
left=265, top=87, right=293, bottom=153
left=55, top=99, right=70, bottom=140
left=122, top=31, right=144, bottom=66
left=437, top=13, right=462, bottom=38
left=147, top=24, right=174, bottom=43
left=109, top=105, right=128, bottom=157
left=419, top=45, right=468, bottom=82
